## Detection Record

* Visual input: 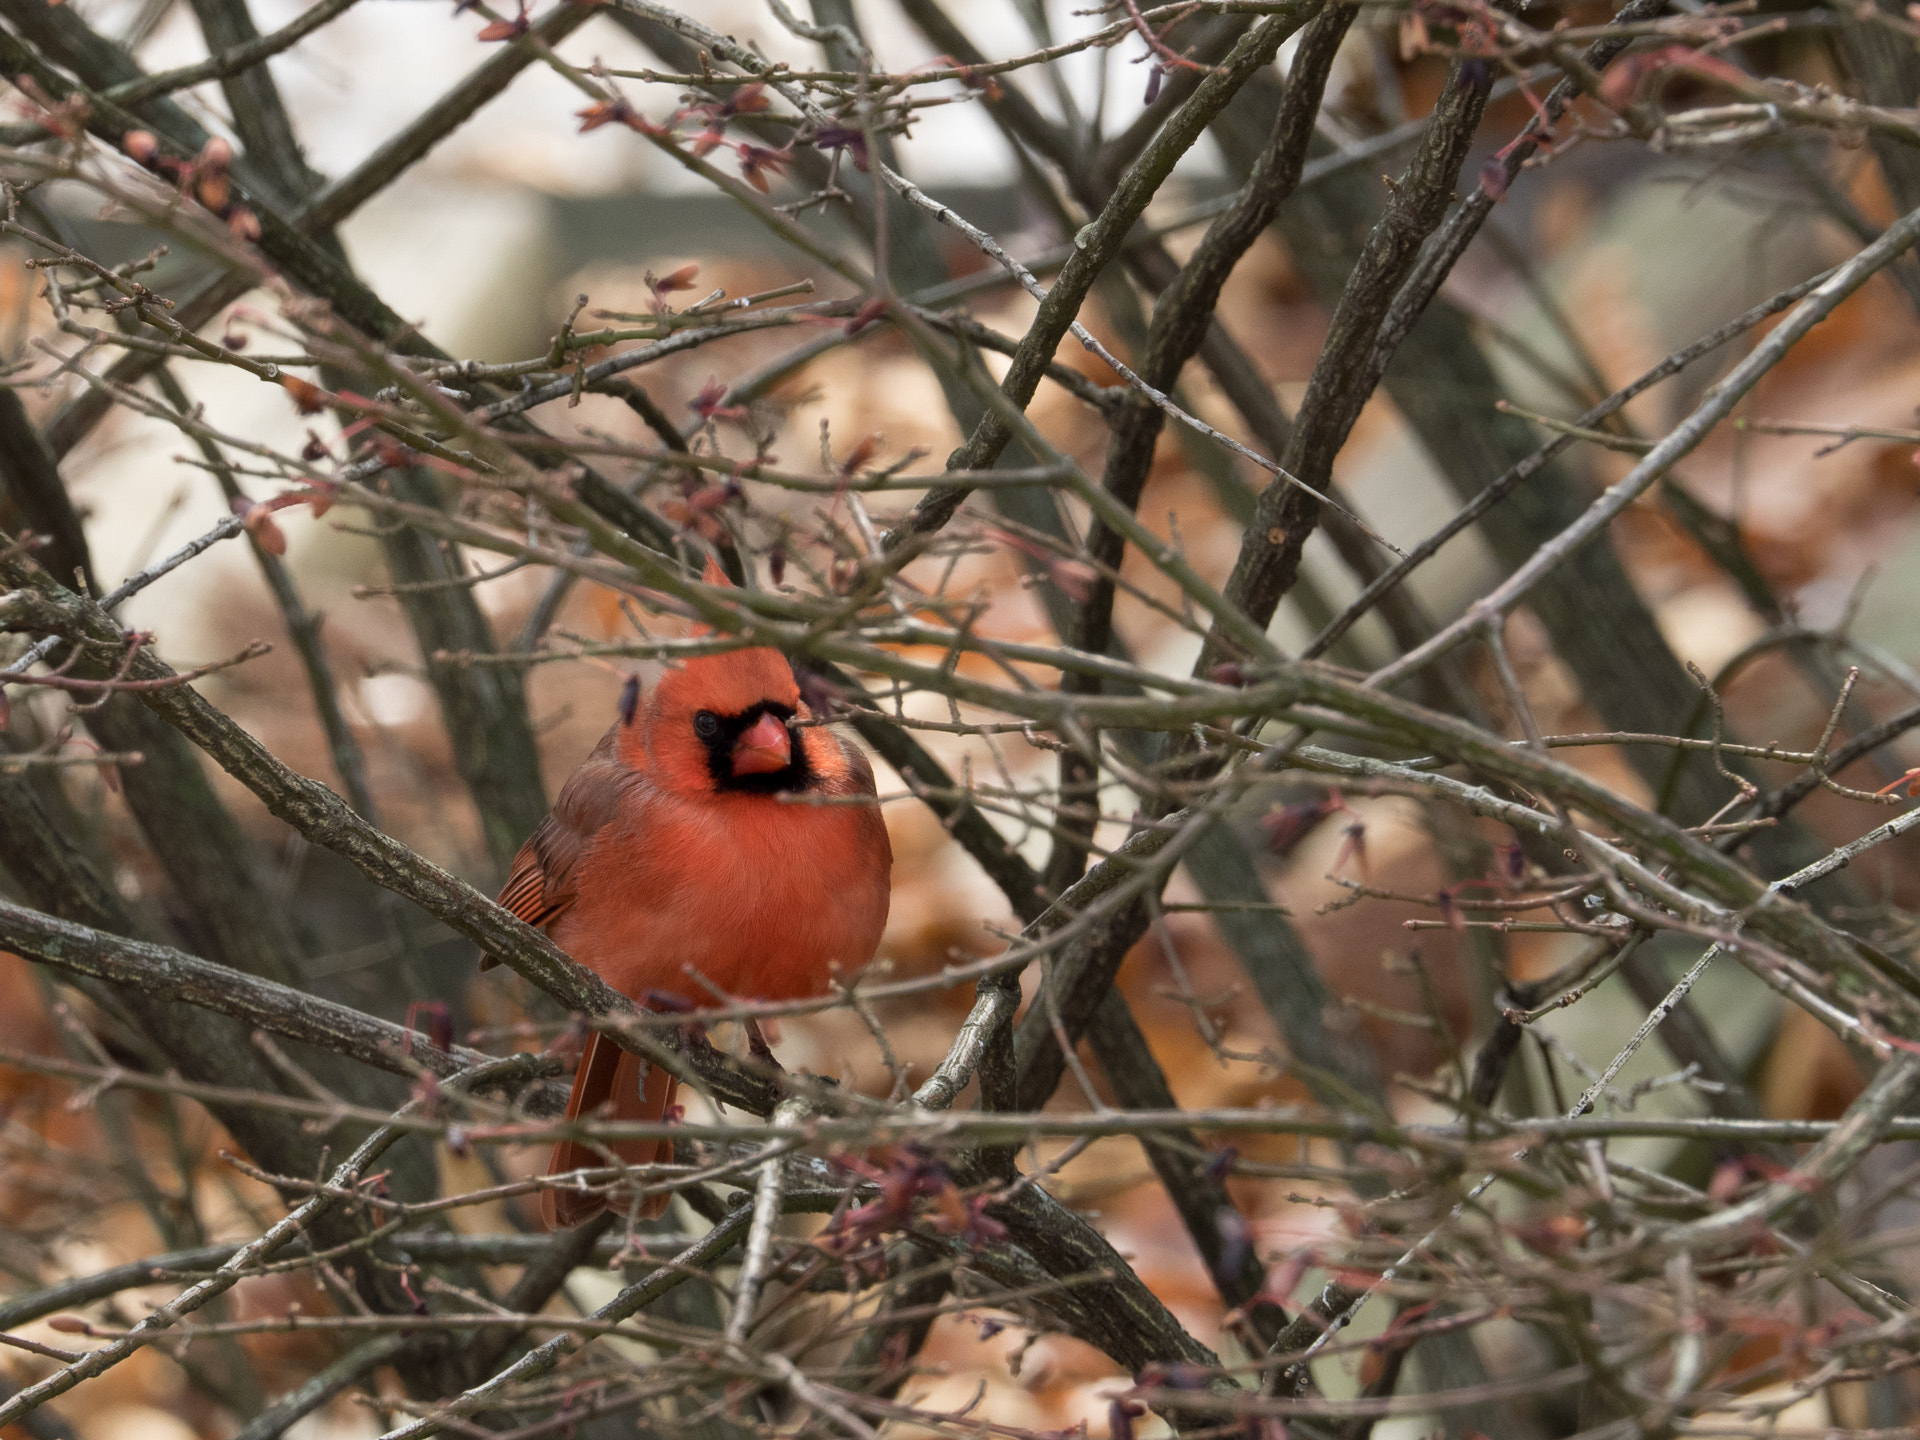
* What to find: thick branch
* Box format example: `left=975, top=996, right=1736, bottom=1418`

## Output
left=0, top=896, right=531, bottom=1085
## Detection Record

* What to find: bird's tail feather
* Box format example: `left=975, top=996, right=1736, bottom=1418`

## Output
left=542, top=1032, right=677, bottom=1230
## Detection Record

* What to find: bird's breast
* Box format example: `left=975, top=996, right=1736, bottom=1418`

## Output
left=551, top=787, right=890, bottom=1006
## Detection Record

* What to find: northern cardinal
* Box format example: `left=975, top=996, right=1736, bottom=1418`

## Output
left=488, top=565, right=892, bottom=1228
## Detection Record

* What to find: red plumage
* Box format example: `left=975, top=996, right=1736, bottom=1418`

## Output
left=491, top=572, right=891, bottom=1228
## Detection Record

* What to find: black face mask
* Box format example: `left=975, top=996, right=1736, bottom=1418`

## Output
left=693, top=701, right=811, bottom=795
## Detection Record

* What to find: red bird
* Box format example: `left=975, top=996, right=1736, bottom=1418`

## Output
left=489, top=571, right=891, bottom=1228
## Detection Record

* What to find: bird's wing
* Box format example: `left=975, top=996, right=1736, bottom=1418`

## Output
left=495, top=818, right=574, bottom=932
left=831, top=727, right=878, bottom=798
left=481, top=731, right=631, bottom=970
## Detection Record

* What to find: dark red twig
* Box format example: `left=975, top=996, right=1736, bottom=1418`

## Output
left=1124, top=0, right=1222, bottom=75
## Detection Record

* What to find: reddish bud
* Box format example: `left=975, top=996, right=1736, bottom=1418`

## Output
left=407, top=999, right=455, bottom=1054
left=1147, top=1362, right=1211, bottom=1392
left=1873, top=766, right=1920, bottom=798
left=196, top=171, right=231, bottom=213
left=1047, top=557, right=1096, bottom=603
left=812, top=124, right=869, bottom=171
left=1516, top=1212, right=1586, bottom=1256
left=46, top=1315, right=90, bottom=1334
left=1708, top=1158, right=1746, bottom=1205
left=34, top=94, right=90, bottom=141
left=476, top=5, right=530, bottom=40
left=1203, top=1145, right=1239, bottom=1185
left=226, top=206, right=260, bottom=240
left=122, top=129, right=159, bottom=164
left=577, top=97, right=667, bottom=136
left=371, top=436, right=417, bottom=470
left=1597, top=52, right=1645, bottom=112
left=576, top=98, right=628, bottom=132
left=724, top=83, right=769, bottom=117
left=659, top=497, right=726, bottom=542
left=952, top=64, right=1004, bottom=101
left=651, top=262, right=700, bottom=294
left=1259, top=795, right=1334, bottom=854
left=837, top=432, right=881, bottom=478
left=1497, top=842, right=1528, bottom=886
left=242, top=503, right=288, bottom=556
left=282, top=375, right=327, bottom=415
left=926, top=1177, right=1007, bottom=1251
left=736, top=142, right=791, bottom=194
left=845, top=296, right=887, bottom=334
left=1655, top=43, right=1749, bottom=89
left=1210, top=661, right=1246, bottom=686
left=687, top=374, right=746, bottom=424
left=685, top=482, right=740, bottom=514
left=1333, top=819, right=1370, bottom=877
left=1478, top=155, right=1511, bottom=202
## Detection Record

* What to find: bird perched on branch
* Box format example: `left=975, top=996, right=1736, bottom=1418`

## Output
left=486, top=560, right=891, bottom=1228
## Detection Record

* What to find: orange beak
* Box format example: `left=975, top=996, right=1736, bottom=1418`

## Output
left=730, top=711, right=792, bottom=776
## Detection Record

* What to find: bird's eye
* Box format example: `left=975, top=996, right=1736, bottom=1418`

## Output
left=693, top=711, right=721, bottom=739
